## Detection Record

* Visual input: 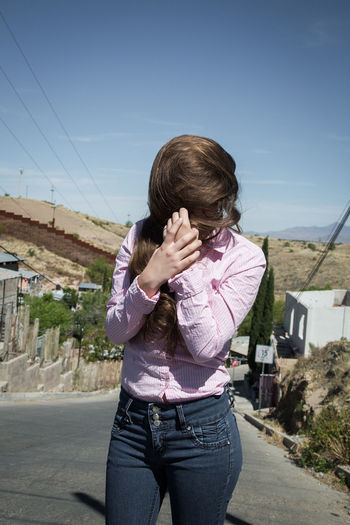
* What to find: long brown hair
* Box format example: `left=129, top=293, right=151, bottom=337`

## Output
left=129, top=135, right=241, bottom=353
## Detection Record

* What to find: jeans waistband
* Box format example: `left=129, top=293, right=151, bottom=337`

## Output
left=119, top=386, right=231, bottom=426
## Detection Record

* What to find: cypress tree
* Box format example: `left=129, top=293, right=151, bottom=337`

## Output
left=262, top=267, right=275, bottom=344
left=247, top=237, right=274, bottom=371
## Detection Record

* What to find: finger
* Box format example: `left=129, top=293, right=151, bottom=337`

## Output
left=179, top=207, right=191, bottom=226
left=163, top=224, right=167, bottom=240
left=175, top=250, right=201, bottom=275
left=178, top=238, right=202, bottom=259
left=163, top=217, right=183, bottom=244
left=167, top=218, right=173, bottom=230
left=175, top=228, right=199, bottom=250
left=172, top=211, right=179, bottom=224
left=191, top=226, right=199, bottom=239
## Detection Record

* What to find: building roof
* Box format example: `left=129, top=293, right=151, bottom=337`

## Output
left=0, top=268, right=20, bottom=281
left=287, top=289, right=350, bottom=308
left=0, top=252, right=25, bottom=263
left=230, top=336, right=249, bottom=357
left=79, top=282, right=102, bottom=290
left=17, top=269, right=42, bottom=280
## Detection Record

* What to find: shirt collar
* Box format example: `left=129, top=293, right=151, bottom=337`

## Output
left=206, top=228, right=232, bottom=253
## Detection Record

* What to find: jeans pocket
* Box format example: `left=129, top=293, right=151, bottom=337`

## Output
left=189, top=416, right=230, bottom=449
left=111, top=408, right=132, bottom=438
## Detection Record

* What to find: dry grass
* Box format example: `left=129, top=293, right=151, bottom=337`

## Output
left=248, top=235, right=350, bottom=294
left=1, top=197, right=349, bottom=294
left=1, top=235, right=86, bottom=291
left=0, top=196, right=129, bottom=253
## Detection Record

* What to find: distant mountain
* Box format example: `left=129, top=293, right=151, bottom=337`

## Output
left=246, top=223, right=350, bottom=243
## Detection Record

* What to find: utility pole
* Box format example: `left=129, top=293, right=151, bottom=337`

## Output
left=19, top=168, right=23, bottom=197
left=51, top=203, right=56, bottom=228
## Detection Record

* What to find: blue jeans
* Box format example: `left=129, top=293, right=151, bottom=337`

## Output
left=105, top=387, right=242, bottom=525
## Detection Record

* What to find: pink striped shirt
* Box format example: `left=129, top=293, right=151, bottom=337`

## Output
left=105, top=220, right=266, bottom=403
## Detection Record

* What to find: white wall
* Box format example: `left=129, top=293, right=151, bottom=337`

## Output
left=284, top=290, right=350, bottom=356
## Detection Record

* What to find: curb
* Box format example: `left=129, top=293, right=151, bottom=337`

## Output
left=243, top=412, right=299, bottom=452
left=241, top=411, right=350, bottom=489
left=0, top=387, right=120, bottom=401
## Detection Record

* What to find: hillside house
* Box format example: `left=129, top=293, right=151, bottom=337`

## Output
left=78, top=282, right=102, bottom=293
left=17, top=269, right=42, bottom=296
left=284, top=289, right=350, bottom=356
left=0, top=252, right=25, bottom=271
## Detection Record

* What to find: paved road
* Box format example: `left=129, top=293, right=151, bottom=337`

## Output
left=0, top=386, right=349, bottom=525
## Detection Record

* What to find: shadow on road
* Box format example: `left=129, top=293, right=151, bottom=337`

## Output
left=225, top=514, right=254, bottom=525
left=73, top=491, right=105, bottom=516
left=232, top=379, right=246, bottom=397
left=72, top=491, right=254, bottom=525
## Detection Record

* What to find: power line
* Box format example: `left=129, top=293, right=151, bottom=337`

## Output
left=297, top=202, right=350, bottom=298
left=0, top=114, right=73, bottom=210
left=0, top=183, right=34, bottom=218
left=0, top=8, right=119, bottom=223
left=0, top=62, right=100, bottom=218
left=0, top=243, right=58, bottom=286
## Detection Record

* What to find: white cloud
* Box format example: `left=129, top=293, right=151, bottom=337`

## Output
left=251, top=148, right=271, bottom=154
left=61, top=131, right=132, bottom=143
left=98, top=167, right=145, bottom=176
left=305, top=19, right=349, bottom=48
left=327, top=133, right=350, bottom=142
left=243, top=178, right=315, bottom=187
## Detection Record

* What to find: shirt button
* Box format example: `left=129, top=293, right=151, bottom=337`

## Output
left=154, top=420, right=161, bottom=427
left=152, top=413, right=160, bottom=421
left=152, top=406, right=160, bottom=413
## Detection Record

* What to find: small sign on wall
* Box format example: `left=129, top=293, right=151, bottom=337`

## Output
left=255, top=345, right=274, bottom=364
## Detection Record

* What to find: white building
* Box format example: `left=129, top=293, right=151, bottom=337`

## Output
left=284, top=289, right=350, bottom=356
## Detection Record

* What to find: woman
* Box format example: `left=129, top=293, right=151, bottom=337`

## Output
left=105, top=135, right=266, bottom=525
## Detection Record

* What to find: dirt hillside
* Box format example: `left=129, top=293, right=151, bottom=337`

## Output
left=0, top=196, right=129, bottom=253
left=1, top=197, right=349, bottom=294
left=275, top=340, right=350, bottom=434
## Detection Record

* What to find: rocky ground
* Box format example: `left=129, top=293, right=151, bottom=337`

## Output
left=275, top=340, right=350, bottom=434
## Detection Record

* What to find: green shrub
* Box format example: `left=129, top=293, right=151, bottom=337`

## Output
left=81, top=325, right=124, bottom=361
left=305, top=284, right=332, bottom=291
left=63, top=287, right=79, bottom=309
left=273, top=298, right=285, bottom=326
left=300, top=406, right=350, bottom=472
left=24, top=293, right=72, bottom=339
left=86, top=257, right=114, bottom=291
left=307, top=243, right=316, bottom=251
left=72, top=232, right=80, bottom=239
left=27, top=248, right=36, bottom=257
left=283, top=241, right=290, bottom=247
left=0, top=223, right=3, bottom=235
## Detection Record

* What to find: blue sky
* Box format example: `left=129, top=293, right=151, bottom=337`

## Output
left=0, top=0, right=349, bottom=232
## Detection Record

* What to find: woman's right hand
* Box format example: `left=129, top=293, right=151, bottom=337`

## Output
left=138, top=217, right=202, bottom=298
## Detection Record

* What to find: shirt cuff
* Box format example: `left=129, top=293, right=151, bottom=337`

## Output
left=129, top=275, right=160, bottom=313
left=168, top=265, right=205, bottom=299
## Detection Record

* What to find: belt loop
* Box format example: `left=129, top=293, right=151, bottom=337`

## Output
left=175, top=404, right=187, bottom=430
left=225, top=383, right=235, bottom=408
left=124, top=397, right=133, bottom=424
